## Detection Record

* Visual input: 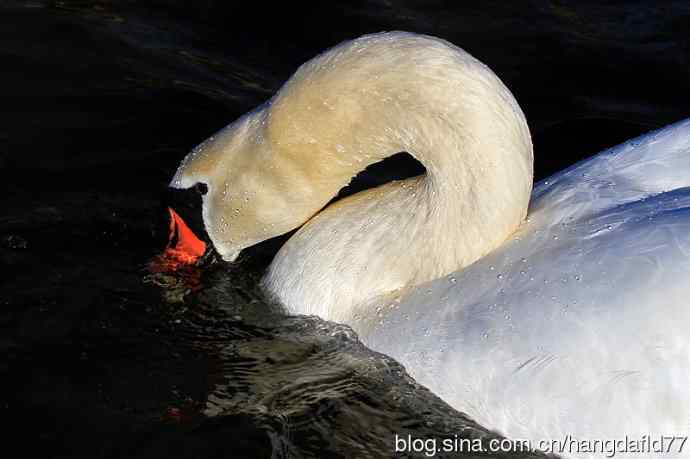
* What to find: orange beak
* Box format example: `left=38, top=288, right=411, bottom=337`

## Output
left=163, top=207, right=206, bottom=265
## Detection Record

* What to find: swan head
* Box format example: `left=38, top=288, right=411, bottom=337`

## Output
left=169, top=109, right=291, bottom=261
left=169, top=95, right=352, bottom=262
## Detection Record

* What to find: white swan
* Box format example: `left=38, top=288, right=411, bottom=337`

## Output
left=171, top=32, right=690, bottom=457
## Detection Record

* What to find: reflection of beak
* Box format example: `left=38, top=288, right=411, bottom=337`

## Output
left=164, top=207, right=206, bottom=265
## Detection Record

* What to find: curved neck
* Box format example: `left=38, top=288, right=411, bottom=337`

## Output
left=272, top=39, right=532, bottom=203
left=170, top=32, right=533, bottom=316
left=261, top=33, right=533, bottom=320
left=264, top=34, right=533, bottom=261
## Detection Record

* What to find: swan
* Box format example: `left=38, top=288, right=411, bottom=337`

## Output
left=171, top=32, right=690, bottom=457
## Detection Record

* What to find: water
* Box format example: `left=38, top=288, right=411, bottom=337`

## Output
left=3, top=210, right=540, bottom=457
left=2, top=1, right=689, bottom=457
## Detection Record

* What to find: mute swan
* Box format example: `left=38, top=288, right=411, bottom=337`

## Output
left=171, top=32, right=690, bottom=457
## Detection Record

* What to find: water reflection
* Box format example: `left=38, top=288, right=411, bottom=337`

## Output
left=144, top=258, right=543, bottom=458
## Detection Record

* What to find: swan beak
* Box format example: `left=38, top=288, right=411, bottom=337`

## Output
left=162, top=206, right=207, bottom=266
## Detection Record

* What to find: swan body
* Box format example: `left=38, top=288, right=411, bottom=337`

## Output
left=171, top=32, right=690, bottom=457
left=367, top=117, right=690, bottom=455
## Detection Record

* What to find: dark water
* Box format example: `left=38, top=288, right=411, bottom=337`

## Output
left=2, top=1, right=690, bottom=457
